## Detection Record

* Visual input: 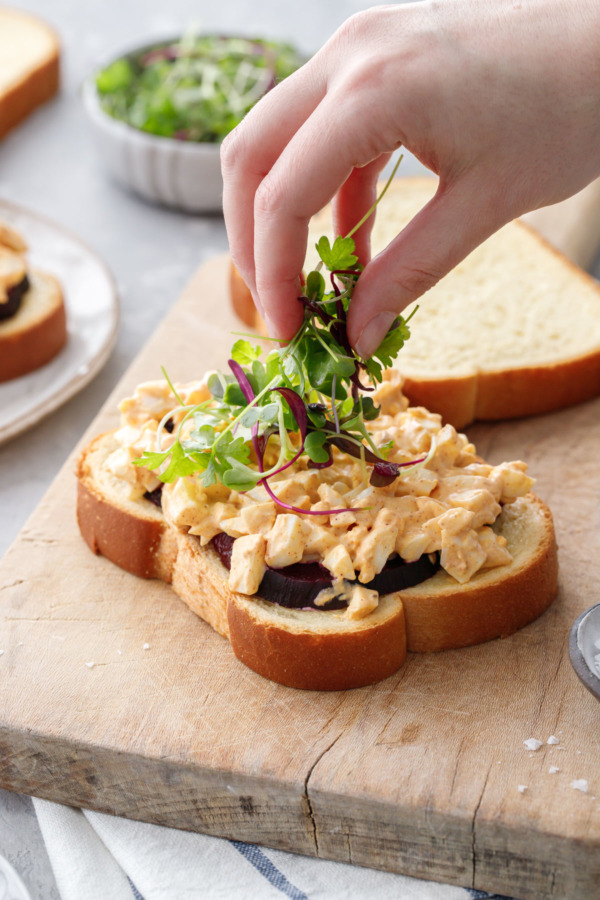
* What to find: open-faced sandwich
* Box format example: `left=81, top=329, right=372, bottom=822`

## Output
left=0, top=217, right=66, bottom=381
left=76, top=180, right=558, bottom=690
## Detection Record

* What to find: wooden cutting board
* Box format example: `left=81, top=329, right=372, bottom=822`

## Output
left=1, top=185, right=600, bottom=900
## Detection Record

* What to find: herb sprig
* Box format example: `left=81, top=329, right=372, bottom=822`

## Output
left=134, top=159, right=423, bottom=512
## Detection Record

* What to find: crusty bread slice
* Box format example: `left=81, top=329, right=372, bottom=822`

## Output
left=400, top=494, right=558, bottom=652
left=0, top=8, right=60, bottom=140
left=227, top=593, right=406, bottom=691
left=76, top=431, right=557, bottom=690
left=76, top=432, right=407, bottom=690
left=230, top=177, right=600, bottom=429
left=77, top=432, right=178, bottom=583
left=0, top=269, right=67, bottom=381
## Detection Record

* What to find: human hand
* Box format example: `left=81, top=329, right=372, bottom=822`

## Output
left=221, top=0, right=600, bottom=357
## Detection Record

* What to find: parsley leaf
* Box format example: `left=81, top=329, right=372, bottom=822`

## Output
left=315, top=235, right=358, bottom=271
left=371, top=316, right=412, bottom=368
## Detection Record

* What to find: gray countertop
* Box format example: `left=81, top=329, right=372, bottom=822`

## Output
left=0, top=1, right=420, bottom=897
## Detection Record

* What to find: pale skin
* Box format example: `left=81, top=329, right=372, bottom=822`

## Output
left=221, top=0, right=600, bottom=358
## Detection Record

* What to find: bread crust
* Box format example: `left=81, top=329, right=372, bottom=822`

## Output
left=0, top=270, right=67, bottom=381
left=227, top=595, right=407, bottom=690
left=76, top=433, right=176, bottom=582
left=400, top=495, right=558, bottom=651
left=76, top=431, right=559, bottom=689
left=0, top=11, right=60, bottom=140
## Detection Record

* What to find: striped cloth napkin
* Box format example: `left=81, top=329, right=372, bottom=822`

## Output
left=33, top=798, right=514, bottom=900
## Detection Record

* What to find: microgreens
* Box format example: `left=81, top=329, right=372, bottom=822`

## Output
left=134, top=158, right=423, bottom=513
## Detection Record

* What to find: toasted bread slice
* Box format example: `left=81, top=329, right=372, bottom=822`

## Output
left=0, top=269, right=67, bottom=381
left=0, top=8, right=60, bottom=140
left=76, top=432, right=178, bottom=582
left=76, top=431, right=557, bottom=690
left=230, top=177, right=600, bottom=429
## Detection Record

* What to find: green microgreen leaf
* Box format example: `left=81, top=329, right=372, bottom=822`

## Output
left=315, top=235, right=358, bottom=271
left=133, top=449, right=171, bottom=470
left=371, top=316, right=412, bottom=368
left=305, top=270, right=325, bottom=301
left=160, top=442, right=207, bottom=482
left=304, top=430, right=330, bottom=463
left=231, top=339, right=262, bottom=365
left=240, top=402, right=279, bottom=427
left=223, top=382, right=248, bottom=407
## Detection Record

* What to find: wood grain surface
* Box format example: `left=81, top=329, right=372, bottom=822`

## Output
left=0, top=244, right=599, bottom=899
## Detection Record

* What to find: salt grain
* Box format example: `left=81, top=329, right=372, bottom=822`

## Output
left=85, top=662, right=95, bottom=669
left=524, top=739, right=543, bottom=751
left=571, top=779, right=588, bottom=793
left=547, top=736, right=559, bottom=745
left=549, top=766, right=560, bottom=774
left=518, top=785, right=528, bottom=793
left=143, top=643, right=150, bottom=651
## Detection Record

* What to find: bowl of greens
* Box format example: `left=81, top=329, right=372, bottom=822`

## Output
left=83, top=33, right=305, bottom=212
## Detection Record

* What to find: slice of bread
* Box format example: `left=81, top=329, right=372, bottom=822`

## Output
left=0, top=269, right=67, bottom=381
left=230, top=177, right=600, bottom=428
left=0, top=8, right=60, bottom=140
left=76, top=431, right=557, bottom=691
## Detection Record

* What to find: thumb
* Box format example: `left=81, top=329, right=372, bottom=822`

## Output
left=347, top=176, right=511, bottom=358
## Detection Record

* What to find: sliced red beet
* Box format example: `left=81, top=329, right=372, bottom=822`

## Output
left=143, top=484, right=164, bottom=508
left=210, top=532, right=438, bottom=611
left=0, top=275, right=29, bottom=321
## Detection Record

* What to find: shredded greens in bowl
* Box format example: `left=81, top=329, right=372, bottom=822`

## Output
left=95, top=32, right=305, bottom=142
left=134, top=160, right=424, bottom=516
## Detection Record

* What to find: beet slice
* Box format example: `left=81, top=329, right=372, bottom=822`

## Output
left=143, top=484, right=164, bottom=508
left=210, top=532, right=438, bottom=611
left=260, top=562, right=347, bottom=610
left=0, top=275, right=29, bottom=321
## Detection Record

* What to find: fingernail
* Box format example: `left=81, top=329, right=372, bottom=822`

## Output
left=355, top=312, right=397, bottom=358
left=264, top=313, right=279, bottom=338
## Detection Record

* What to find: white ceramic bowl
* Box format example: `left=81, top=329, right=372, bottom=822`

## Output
left=82, top=50, right=224, bottom=213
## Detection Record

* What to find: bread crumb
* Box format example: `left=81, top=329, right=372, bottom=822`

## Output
left=518, top=785, right=528, bottom=793
left=547, top=736, right=559, bottom=745
left=571, top=779, right=588, bottom=793
left=85, top=661, right=95, bottom=669
left=143, top=643, right=150, bottom=650
left=549, top=766, right=560, bottom=774
left=524, top=738, right=543, bottom=751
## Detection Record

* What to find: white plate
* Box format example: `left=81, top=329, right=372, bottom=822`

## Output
left=0, top=200, right=119, bottom=445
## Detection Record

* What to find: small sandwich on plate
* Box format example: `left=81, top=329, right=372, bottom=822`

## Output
left=77, top=198, right=558, bottom=691
left=0, top=218, right=66, bottom=382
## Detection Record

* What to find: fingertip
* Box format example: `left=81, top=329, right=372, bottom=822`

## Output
left=352, top=310, right=397, bottom=359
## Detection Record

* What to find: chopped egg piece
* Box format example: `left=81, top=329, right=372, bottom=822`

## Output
left=229, top=534, right=266, bottom=595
